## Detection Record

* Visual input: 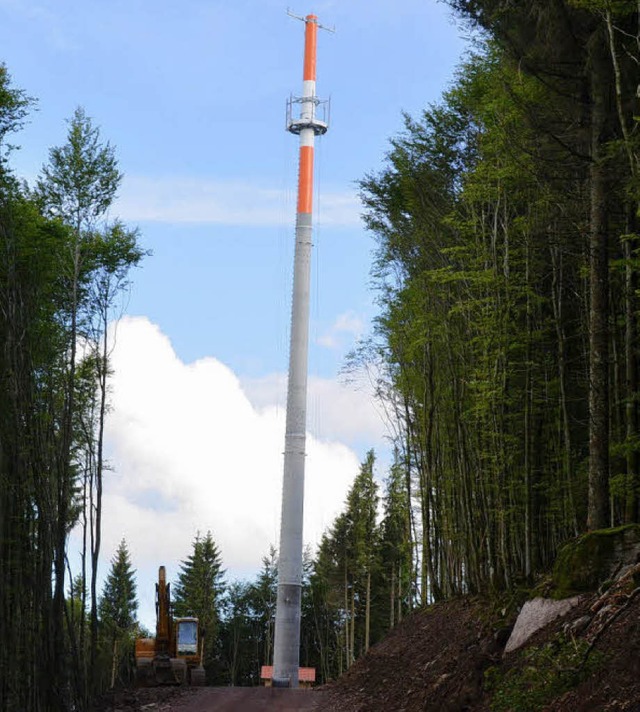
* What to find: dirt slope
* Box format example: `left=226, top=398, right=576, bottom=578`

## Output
left=321, top=597, right=504, bottom=712
left=321, top=568, right=640, bottom=711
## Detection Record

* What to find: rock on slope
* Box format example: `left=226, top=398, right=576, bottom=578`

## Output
left=321, top=565, right=640, bottom=711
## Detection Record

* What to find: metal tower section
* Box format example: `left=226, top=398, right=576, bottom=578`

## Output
left=272, top=11, right=330, bottom=688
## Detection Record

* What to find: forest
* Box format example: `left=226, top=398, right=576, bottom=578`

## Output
left=1, top=0, right=640, bottom=709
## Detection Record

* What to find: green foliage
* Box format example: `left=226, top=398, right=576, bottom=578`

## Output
left=301, top=451, right=414, bottom=680
left=36, top=106, right=122, bottom=228
left=379, top=453, right=413, bottom=615
left=486, top=637, right=603, bottom=711
left=173, top=531, right=225, bottom=681
left=216, top=545, right=280, bottom=685
left=217, top=581, right=255, bottom=685
left=568, top=0, right=636, bottom=14
left=98, top=540, right=138, bottom=689
left=345, top=450, right=379, bottom=576
left=0, top=70, right=144, bottom=711
left=359, top=0, right=640, bottom=600
left=0, top=64, right=33, bottom=164
left=99, top=539, right=137, bottom=632
left=249, top=546, right=278, bottom=666
left=551, top=525, right=640, bottom=597
left=173, top=531, right=225, bottom=623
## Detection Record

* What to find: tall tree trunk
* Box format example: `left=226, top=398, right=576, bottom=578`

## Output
left=349, top=589, right=355, bottom=666
left=624, top=228, right=639, bottom=522
left=110, top=638, right=119, bottom=689
left=397, top=562, right=403, bottom=623
left=365, top=569, right=371, bottom=653
left=343, top=566, right=350, bottom=667
left=524, top=239, right=533, bottom=579
left=551, top=244, right=579, bottom=536
left=587, top=27, right=611, bottom=531
left=51, top=231, right=82, bottom=711
left=90, top=316, right=109, bottom=686
left=389, top=567, right=395, bottom=630
left=606, top=8, right=639, bottom=524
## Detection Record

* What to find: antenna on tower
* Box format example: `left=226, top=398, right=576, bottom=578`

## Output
left=272, top=11, right=332, bottom=689
left=286, top=8, right=335, bottom=33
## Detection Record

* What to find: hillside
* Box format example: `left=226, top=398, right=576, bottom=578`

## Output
left=321, top=564, right=640, bottom=711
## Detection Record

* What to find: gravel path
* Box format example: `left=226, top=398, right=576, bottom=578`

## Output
left=163, top=687, right=328, bottom=711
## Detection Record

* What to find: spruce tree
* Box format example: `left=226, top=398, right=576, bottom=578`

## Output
left=379, top=454, right=413, bottom=628
left=248, top=546, right=278, bottom=669
left=99, top=539, right=137, bottom=688
left=173, top=531, right=225, bottom=678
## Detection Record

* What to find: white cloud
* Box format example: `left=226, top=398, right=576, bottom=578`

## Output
left=318, top=310, right=366, bottom=350
left=242, top=370, right=386, bottom=448
left=96, top=316, right=384, bottom=628
left=115, top=175, right=361, bottom=227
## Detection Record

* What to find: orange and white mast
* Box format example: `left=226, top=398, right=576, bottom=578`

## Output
left=272, top=11, right=331, bottom=688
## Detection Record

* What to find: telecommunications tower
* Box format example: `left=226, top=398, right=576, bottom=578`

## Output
left=272, top=11, right=331, bottom=688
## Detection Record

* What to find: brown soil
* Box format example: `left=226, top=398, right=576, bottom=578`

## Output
left=321, top=597, right=503, bottom=712
left=97, top=565, right=640, bottom=711
left=321, top=567, right=640, bottom=711
left=94, top=686, right=190, bottom=711
left=95, top=686, right=328, bottom=711
left=545, top=589, right=640, bottom=711
left=163, top=688, right=326, bottom=711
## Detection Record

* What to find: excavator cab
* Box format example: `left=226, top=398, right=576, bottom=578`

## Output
left=176, top=618, right=198, bottom=656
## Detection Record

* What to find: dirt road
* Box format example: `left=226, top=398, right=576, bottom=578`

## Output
left=163, top=687, right=328, bottom=711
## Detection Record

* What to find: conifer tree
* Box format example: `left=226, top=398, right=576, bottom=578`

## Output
left=379, top=453, right=413, bottom=628
left=345, top=450, right=379, bottom=655
left=99, top=539, right=137, bottom=688
left=173, top=531, right=225, bottom=678
left=218, top=581, right=254, bottom=685
left=248, top=546, right=278, bottom=669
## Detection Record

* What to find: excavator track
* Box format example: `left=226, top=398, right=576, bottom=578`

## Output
left=169, top=658, right=187, bottom=685
left=135, top=659, right=155, bottom=687
left=190, top=666, right=206, bottom=686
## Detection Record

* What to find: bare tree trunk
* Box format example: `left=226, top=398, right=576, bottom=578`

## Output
left=90, top=314, right=109, bottom=686
left=364, top=569, right=371, bottom=653
left=389, top=567, right=395, bottom=630
left=551, top=244, right=579, bottom=536
left=51, top=228, right=82, bottom=711
left=624, top=228, right=639, bottom=522
left=349, top=590, right=355, bottom=665
left=343, top=566, right=350, bottom=667
left=606, top=9, right=639, bottom=524
left=587, top=28, right=611, bottom=530
left=110, top=638, right=118, bottom=689
left=524, top=239, right=532, bottom=579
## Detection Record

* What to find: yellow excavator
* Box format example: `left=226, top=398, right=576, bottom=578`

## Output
left=135, top=566, right=206, bottom=686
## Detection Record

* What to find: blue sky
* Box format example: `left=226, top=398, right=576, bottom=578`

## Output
left=1, top=0, right=469, bottom=626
